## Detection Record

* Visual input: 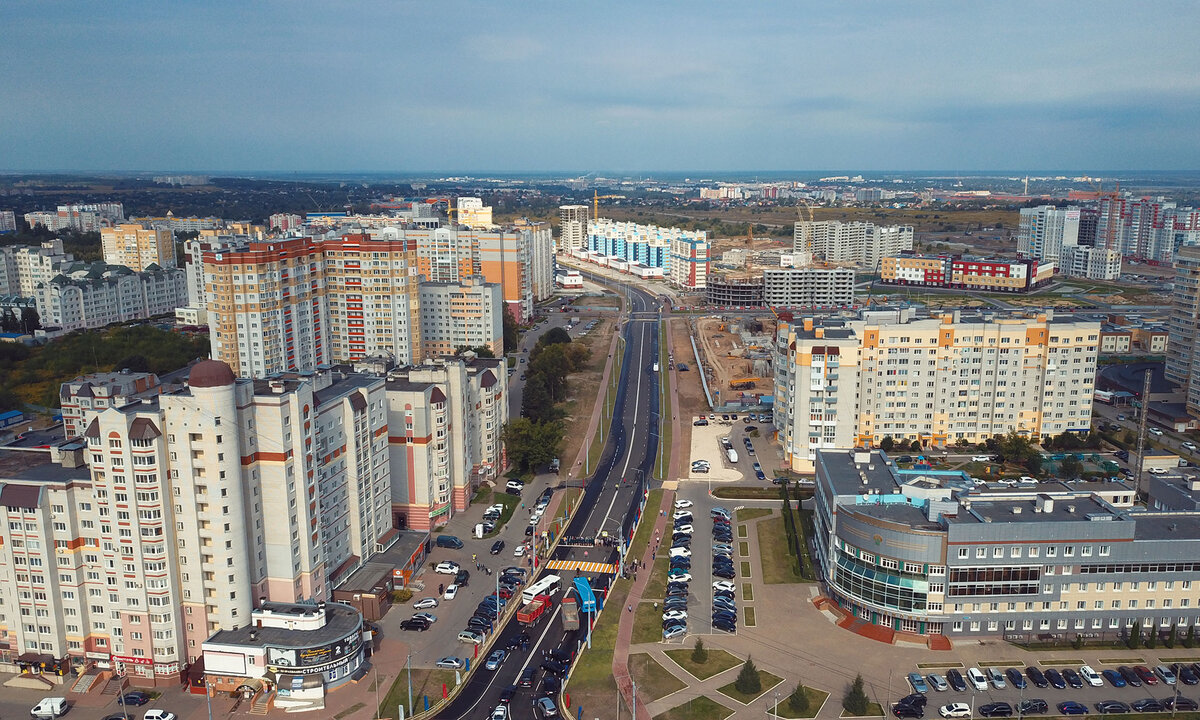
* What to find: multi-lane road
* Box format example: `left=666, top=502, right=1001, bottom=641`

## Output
left=435, top=281, right=663, bottom=720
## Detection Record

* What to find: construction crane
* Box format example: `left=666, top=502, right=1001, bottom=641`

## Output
left=424, top=197, right=459, bottom=223
left=592, top=190, right=626, bottom=221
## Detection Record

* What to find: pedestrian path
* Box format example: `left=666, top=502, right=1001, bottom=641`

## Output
left=546, top=560, right=619, bottom=574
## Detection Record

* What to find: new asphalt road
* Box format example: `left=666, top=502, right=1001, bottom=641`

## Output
left=434, top=281, right=663, bottom=720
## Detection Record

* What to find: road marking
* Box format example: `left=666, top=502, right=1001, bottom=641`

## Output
left=459, top=605, right=563, bottom=720
left=545, top=560, right=619, bottom=573
left=599, top=322, right=650, bottom=530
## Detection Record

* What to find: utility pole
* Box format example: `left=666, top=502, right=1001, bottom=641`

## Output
left=407, top=653, right=413, bottom=719
left=1134, top=368, right=1152, bottom=501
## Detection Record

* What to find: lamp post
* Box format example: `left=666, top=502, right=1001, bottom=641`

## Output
left=772, top=692, right=780, bottom=720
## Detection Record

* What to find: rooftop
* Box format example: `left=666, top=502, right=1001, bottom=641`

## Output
left=206, top=601, right=361, bottom=650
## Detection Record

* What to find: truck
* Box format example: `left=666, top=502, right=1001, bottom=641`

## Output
left=726, top=448, right=739, bottom=464
left=517, top=594, right=552, bottom=626
left=560, top=594, right=579, bottom=631
left=1094, top=390, right=1115, bottom=405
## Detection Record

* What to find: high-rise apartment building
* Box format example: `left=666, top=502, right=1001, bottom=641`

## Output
left=762, top=267, right=855, bottom=307
left=1168, top=247, right=1200, bottom=415
left=774, top=311, right=1099, bottom=472
left=1097, top=197, right=1200, bottom=262
left=24, top=203, right=125, bottom=233
left=101, top=224, right=177, bottom=271
left=384, top=355, right=507, bottom=529
left=59, top=370, right=163, bottom=439
left=419, top=276, right=504, bottom=357
left=205, top=238, right=330, bottom=378
left=793, top=221, right=913, bottom=269
left=268, top=213, right=304, bottom=232
left=585, top=219, right=710, bottom=289
left=0, top=210, right=16, bottom=233
left=1060, top=246, right=1122, bottom=280
left=181, top=235, right=250, bottom=309
left=323, top=233, right=422, bottom=366
left=456, top=197, right=494, bottom=230
left=0, top=239, right=74, bottom=297
left=1017, top=206, right=1080, bottom=263
left=558, top=205, right=589, bottom=253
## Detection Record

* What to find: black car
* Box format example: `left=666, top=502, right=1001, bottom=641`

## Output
left=1062, top=668, right=1084, bottom=689
left=1131, top=699, right=1163, bottom=713
left=519, top=668, right=537, bottom=688
left=713, top=619, right=736, bottom=633
left=543, top=675, right=561, bottom=696
left=467, top=617, right=493, bottom=631
left=1118, top=666, right=1143, bottom=687
left=666, top=589, right=689, bottom=599
left=541, top=660, right=568, bottom=676
left=120, top=692, right=151, bottom=706
left=1174, top=663, right=1200, bottom=685
left=1045, top=668, right=1067, bottom=689
left=946, top=669, right=967, bottom=692
left=499, top=685, right=518, bottom=704
left=1026, top=666, right=1048, bottom=688
left=672, top=533, right=691, bottom=542
left=1017, top=699, right=1048, bottom=715
left=526, top=524, right=535, bottom=536
left=671, top=559, right=692, bottom=570
left=898, top=694, right=927, bottom=710
left=979, top=703, right=1013, bottom=718
left=1005, top=668, right=1027, bottom=689
left=455, top=569, right=470, bottom=586
left=507, top=632, right=531, bottom=651
left=400, top=618, right=430, bottom=631
left=713, top=567, right=736, bottom=579
left=547, top=648, right=571, bottom=664
left=103, top=714, right=135, bottom=720
left=892, top=703, right=923, bottom=719
left=1095, top=701, right=1131, bottom=714
left=1165, top=697, right=1199, bottom=711
left=491, top=540, right=505, bottom=555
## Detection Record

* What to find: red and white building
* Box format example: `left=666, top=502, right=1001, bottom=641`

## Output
left=880, top=254, right=1053, bottom=293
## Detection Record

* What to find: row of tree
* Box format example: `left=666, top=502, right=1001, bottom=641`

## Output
left=503, top=327, right=590, bottom=473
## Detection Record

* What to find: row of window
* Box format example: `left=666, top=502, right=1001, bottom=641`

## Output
left=956, top=544, right=1110, bottom=559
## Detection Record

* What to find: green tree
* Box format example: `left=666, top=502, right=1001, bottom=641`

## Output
left=21, top=306, right=40, bottom=332
left=1129, top=621, right=1142, bottom=649
left=502, top=418, right=564, bottom=473
left=454, top=345, right=496, bottom=358
left=1072, top=634, right=1084, bottom=650
left=538, top=326, right=572, bottom=347
left=116, top=355, right=150, bottom=373
left=844, top=674, right=869, bottom=716
left=879, top=436, right=895, bottom=452
left=1185, top=624, right=1195, bottom=649
left=734, top=657, right=761, bottom=695
left=1167, top=623, right=1177, bottom=649
left=502, top=308, right=519, bottom=353
left=691, top=637, right=708, bottom=665
left=1146, top=628, right=1157, bottom=649
left=1058, top=455, right=1084, bottom=479
left=788, top=682, right=810, bottom=715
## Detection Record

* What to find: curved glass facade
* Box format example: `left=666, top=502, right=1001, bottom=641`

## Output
left=832, top=546, right=929, bottom=613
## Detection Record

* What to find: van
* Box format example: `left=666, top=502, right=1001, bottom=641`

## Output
left=726, top=448, right=738, bottom=464
left=436, top=535, right=464, bottom=549
left=474, top=524, right=485, bottom=539
left=31, top=697, right=69, bottom=718
left=549, top=458, right=560, bottom=473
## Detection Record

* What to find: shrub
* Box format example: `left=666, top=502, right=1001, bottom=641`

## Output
left=391, top=589, right=413, bottom=603
left=788, top=682, right=810, bottom=715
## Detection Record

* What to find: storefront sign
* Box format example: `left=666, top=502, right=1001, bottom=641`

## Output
left=112, top=655, right=154, bottom=666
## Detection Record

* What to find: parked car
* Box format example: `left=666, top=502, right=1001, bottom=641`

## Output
left=1134, top=665, right=1158, bottom=685
left=966, top=667, right=988, bottom=691
left=1026, top=666, right=1048, bottom=688
left=979, top=702, right=1013, bottom=717
left=400, top=618, right=430, bottom=631
left=1080, top=665, right=1103, bottom=687
left=1156, top=664, right=1178, bottom=685
left=927, top=674, right=949, bottom=692
left=1016, top=699, right=1048, bottom=715
left=1062, top=668, right=1083, bottom=689
left=1044, top=668, right=1066, bottom=689
left=435, top=561, right=460, bottom=574
left=946, top=669, right=967, bottom=692
left=1118, top=666, right=1142, bottom=687
left=988, top=668, right=1007, bottom=689
left=1095, top=700, right=1131, bottom=714
left=939, top=703, right=970, bottom=718
left=1165, top=697, right=1200, bottom=712
left=143, top=712, right=177, bottom=720
left=121, top=692, right=151, bottom=706
left=1102, top=669, right=1126, bottom=688
left=1056, top=702, right=1087, bottom=715
left=443, top=584, right=459, bottom=600
left=1005, top=668, right=1027, bottom=689
left=436, top=657, right=464, bottom=669
left=908, top=673, right=929, bottom=694
left=1132, top=699, right=1164, bottom=713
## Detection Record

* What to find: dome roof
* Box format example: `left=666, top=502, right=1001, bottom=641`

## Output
left=188, top=360, right=236, bottom=388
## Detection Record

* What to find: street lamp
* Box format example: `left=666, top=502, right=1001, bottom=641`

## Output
left=772, top=692, right=780, bottom=720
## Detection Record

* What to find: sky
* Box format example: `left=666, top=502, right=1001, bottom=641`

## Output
left=3, top=1, right=1200, bottom=174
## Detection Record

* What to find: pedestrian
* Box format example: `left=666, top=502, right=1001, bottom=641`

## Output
left=472, top=553, right=477, bottom=563
left=439, top=583, right=444, bottom=594
left=627, top=604, right=632, bottom=613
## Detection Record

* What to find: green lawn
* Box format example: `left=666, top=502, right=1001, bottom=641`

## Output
left=773, top=687, right=830, bottom=719
left=737, top=525, right=748, bottom=538
left=630, top=489, right=665, bottom=557
left=568, top=578, right=632, bottom=692
left=739, top=561, right=752, bottom=577
left=644, top=556, right=670, bottom=600
left=654, top=320, right=671, bottom=480
left=664, top=647, right=743, bottom=681
left=736, top=508, right=772, bottom=522
left=483, top=492, right=521, bottom=537
left=377, top=668, right=456, bottom=719
left=633, top=601, right=665, bottom=644
left=652, top=696, right=734, bottom=720
left=713, top=486, right=790, bottom=500
left=738, top=541, right=749, bottom=557
left=742, top=583, right=754, bottom=602
left=630, top=652, right=687, bottom=701
left=757, top=516, right=805, bottom=584
left=717, top=669, right=784, bottom=704
left=840, top=702, right=884, bottom=718
left=743, top=606, right=756, bottom=627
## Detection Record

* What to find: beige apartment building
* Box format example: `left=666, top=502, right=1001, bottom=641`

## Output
left=419, top=276, right=504, bottom=357
left=774, top=310, right=1099, bottom=472
left=101, top=224, right=176, bottom=271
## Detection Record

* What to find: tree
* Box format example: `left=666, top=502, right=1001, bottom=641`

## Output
left=21, top=306, right=40, bottom=332
left=1167, top=623, right=1177, bottom=649
left=691, top=638, right=708, bottom=665
left=879, top=436, right=895, bottom=452
left=844, top=674, right=869, bottom=716
left=1072, top=634, right=1084, bottom=650
left=1185, top=624, right=1195, bottom=649
left=788, top=682, right=810, bottom=715
left=502, top=418, right=564, bottom=472
left=538, top=326, right=572, bottom=347
left=520, top=374, right=558, bottom=423
left=1129, top=621, right=1142, bottom=649
left=502, top=307, right=519, bottom=354
left=1058, top=455, right=1084, bottom=479
left=734, top=656, right=761, bottom=695
left=116, top=354, right=150, bottom=373
left=454, top=345, right=496, bottom=359
left=1146, top=628, right=1157, bottom=649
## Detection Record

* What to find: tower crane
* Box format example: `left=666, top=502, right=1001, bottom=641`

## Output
left=592, top=190, right=626, bottom=221
left=424, top=197, right=458, bottom=223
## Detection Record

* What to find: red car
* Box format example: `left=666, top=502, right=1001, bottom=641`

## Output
left=1134, top=666, right=1158, bottom=685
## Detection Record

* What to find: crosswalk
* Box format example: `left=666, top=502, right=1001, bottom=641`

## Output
left=546, top=560, right=619, bottom=574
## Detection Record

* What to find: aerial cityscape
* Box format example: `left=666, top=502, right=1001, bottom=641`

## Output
left=4, top=3, right=1200, bottom=720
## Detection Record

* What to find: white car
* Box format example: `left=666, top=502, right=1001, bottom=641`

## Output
left=435, top=561, right=460, bottom=574
left=144, top=712, right=178, bottom=720
left=662, top=609, right=688, bottom=621
left=413, top=597, right=440, bottom=610
left=673, top=524, right=693, bottom=535
left=939, top=704, right=971, bottom=719
left=443, top=584, right=459, bottom=600
left=458, top=630, right=484, bottom=644
left=436, top=656, right=464, bottom=669
left=491, top=704, right=509, bottom=720
left=966, top=667, right=988, bottom=691
left=1184, top=442, right=1198, bottom=452
left=713, top=580, right=736, bottom=592
left=669, top=547, right=692, bottom=558
left=1150, top=427, right=1164, bottom=436
left=1080, top=665, right=1103, bottom=687
left=674, top=500, right=693, bottom=509
left=513, top=544, right=526, bottom=557
left=972, top=455, right=993, bottom=462
left=667, top=572, right=692, bottom=583
left=673, top=510, right=693, bottom=520
left=1148, top=467, right=1168, bottom=475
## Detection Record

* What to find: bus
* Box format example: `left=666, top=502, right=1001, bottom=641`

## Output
left=522, top=574, right=562, bottom=605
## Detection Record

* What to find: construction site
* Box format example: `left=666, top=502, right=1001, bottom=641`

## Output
left=676, top=314, right=777, bottom=412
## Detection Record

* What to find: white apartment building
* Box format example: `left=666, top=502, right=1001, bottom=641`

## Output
left=181, top=235, right=250, bottom=308
left=384, top=355, right=507, bottom=530
left=762, top=267, right=855, bottom=307
left=0, top=240, right=74, bottom=298
left=1060, top=245, right=1122, bottom=280
left=558, top=205, right=589, bottom=253
left=1098, top=197, right=1200, bottom=262
left=456, top=197, right=494, bottom=230
left=1168, top=247, right=1200, bottom=415
left=37, top=263, right=187, bottom=332
left=24, top=203, right=125, bottom=233
left=59, top=370, right=163, bottom=439
left=793, top=221, right=913, bottom=269
left=419, top=276, right=504, bottom=357
left=101, top=224, right=176, bottom=271
left=585, top=219, right=710, bottom=289
left=774, top=310, right=1099, bottom=472
left=0, top=210, right=16, bottom=233
left=1018, top=205, right=1080, bottom=262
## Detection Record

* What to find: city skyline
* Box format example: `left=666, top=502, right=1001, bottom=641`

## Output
left=4, top=1, right=1200, bottom=173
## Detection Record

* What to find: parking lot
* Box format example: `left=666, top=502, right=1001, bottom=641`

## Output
left=686, top=413, right=775, bottom=482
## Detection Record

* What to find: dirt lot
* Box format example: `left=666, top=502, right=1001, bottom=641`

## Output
left=693, top=317, right=775, bottom=401
left=557, top=317, right=617, bottom=480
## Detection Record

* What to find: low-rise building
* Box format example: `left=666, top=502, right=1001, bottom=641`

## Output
left=880, top=254, right=1052, bottom=293
left=705, top=275, right=764, bottom=307
left=59, top=370, right=163, bottom=439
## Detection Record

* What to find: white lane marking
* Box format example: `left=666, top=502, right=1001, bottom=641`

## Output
left=458, top=605, right=564, bottom=719
left=597, top=322, right=649, bottom=530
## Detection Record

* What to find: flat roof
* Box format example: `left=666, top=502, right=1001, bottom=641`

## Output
left=206, top=602, right=361, bottom=649
left=951, top=496, right=1119, bottom=525
left=339, top=530, right=429, bottom=591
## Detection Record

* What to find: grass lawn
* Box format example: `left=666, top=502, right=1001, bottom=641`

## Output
left=377, top=668, right=456, bottom=719
left=630, top=489, right=664, bottom=557
left=644, top=556, right=670, bottom=600
left=742, top=583, right=754, bottom=601
left=840, top=702, right=884, bottom=718
left=738, top=541, right=749, bottom=557
left=633, top=601, right=665, bottom=644
left=652, top=696, right=734, bottom=720
left=483, top=492, right=520, bottom=538
left=739, top=560, right=752, bottom=577
left=555, top=487, right=582, bottom=525
left=717, top=669, right=784, bottom=704
left=713, top=486, right=788, bottom=500
left=757, top=516, right=804, bottom=584
left=737, top=525, right=748, bottom=538
left=664, top=647, right=743, bottom=681
left=654, top=320, right=671, bottom=480
left=773, top=687, right=831, bottom=719
left=743, top=606, right=756, bottom=627
left=630, top=652, right=687, bottom=702
left=569, top=578, right=631, bottom=689
left=736, top=508, right=772, bottom=522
